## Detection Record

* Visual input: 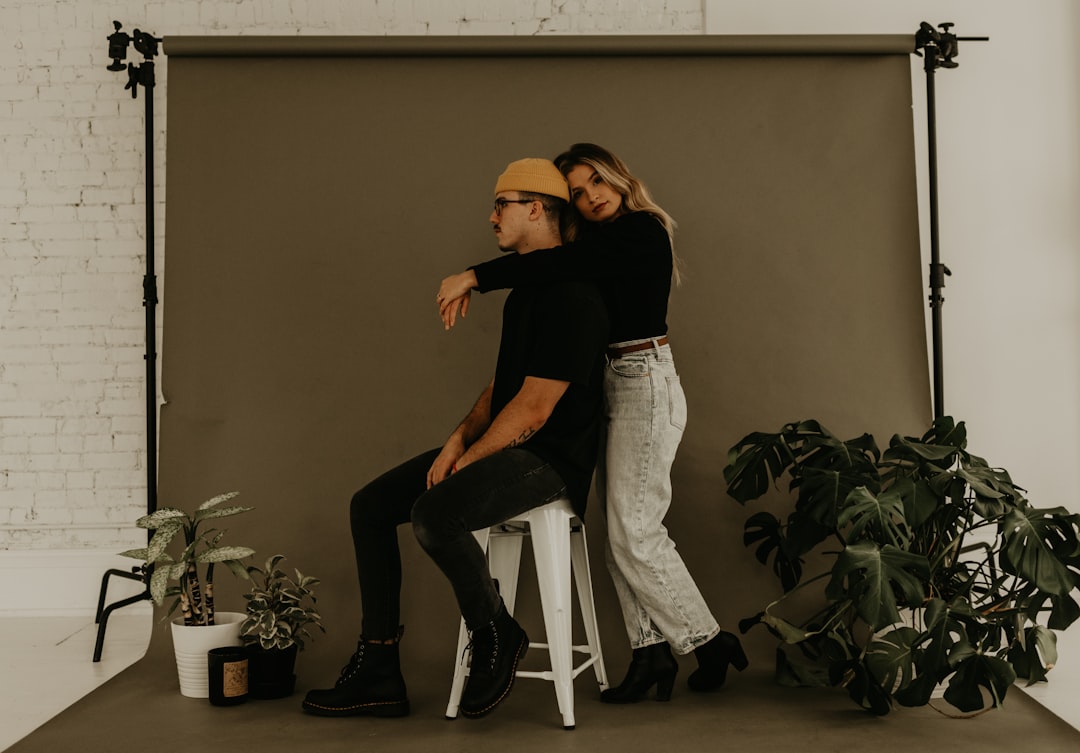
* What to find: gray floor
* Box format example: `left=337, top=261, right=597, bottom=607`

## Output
left=3, top=611, right=1079, bottom=753
left=0, top=613, right=150, bottom=751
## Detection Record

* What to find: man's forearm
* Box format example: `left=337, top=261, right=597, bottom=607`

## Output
left=456, top=403, right=543, bottom=466
left=450, top=380, right=494, bottom=447
left=426, top=380, right=496, bottom=489
left=455, top=377, right=568, bottom=469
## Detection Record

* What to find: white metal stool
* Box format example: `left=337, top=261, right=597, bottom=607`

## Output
left=445, top=497, right=608, bottom=729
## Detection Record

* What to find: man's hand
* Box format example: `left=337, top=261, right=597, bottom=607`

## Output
left=426, top=434, right=466, bottom=489
left=437, top=271, right=478, bottom=330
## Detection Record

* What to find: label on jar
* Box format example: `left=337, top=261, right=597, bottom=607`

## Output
left=223, top=659, right=248, bottom=698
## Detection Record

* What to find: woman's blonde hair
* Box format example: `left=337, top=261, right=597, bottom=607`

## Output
left=554, top=143, right=682, bottom=284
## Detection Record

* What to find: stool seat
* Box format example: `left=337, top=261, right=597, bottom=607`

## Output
left=445, top=497, right=608, bottom=729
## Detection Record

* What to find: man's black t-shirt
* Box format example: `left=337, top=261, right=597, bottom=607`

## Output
left=491, top=279, right=608, bottom=515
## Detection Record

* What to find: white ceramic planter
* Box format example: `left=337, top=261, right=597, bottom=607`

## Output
left=170, top=611, right=245, bottom=698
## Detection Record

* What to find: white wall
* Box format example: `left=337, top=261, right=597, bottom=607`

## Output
left=0, top=0, right=704, bottom=563
left=706, top=6, right=1080, bottom=714
left=707, top=0, right=1080, bottom=515
left=2, top=0, right=1077, bottom=587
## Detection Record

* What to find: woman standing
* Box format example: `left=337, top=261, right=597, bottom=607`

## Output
left=436, top=144, right=746, bottom=703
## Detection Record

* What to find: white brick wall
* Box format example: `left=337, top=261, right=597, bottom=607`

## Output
left=0, top=1, right=703, bottom=553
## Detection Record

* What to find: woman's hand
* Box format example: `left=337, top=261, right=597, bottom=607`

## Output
left=436, top=271, right=478, bottom=330
left=440, top=292, right=470, bottom=330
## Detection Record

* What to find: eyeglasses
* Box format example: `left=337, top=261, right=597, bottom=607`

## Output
left=493, top=198, right=535, bottom=217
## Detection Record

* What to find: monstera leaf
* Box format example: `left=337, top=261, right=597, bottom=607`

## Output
left=923, top=598, right=975, bottom=665
left=760, top=610, right=817, bottom=644
left=725, top=430, right=794, bottom=504
left=1001, top=506, right=1080, bottom=595
left=795, top=426, right=879, bottom=475
left=743, top=511, right=804, bottom=591
left=726, top=421, right=878, bottom=506
left=892, top=598, right=975, bottom=707
left=1009, top=624, right=1058, bottom=684
left=830, top=659, right=893, bottom=715
left=957, top=464, right=1023, bottom=518
left=797, top=466, right=877, bottom=529
left=825, top=541, right=929, bottom=630
left=883, top=435, right=959, bottom=466
left=922, top=415, right=968, bottom=448
left=943, top=651, right=1017, bottom=712
left=865, top=626, right=920, bottom=694
left=888, top=475, right=941, bottom=529
left=1049, top=592, right=1080, bottom=630
left=838, top=486, right=911, bottom=548
left=775, top=644, right=832, bottom=688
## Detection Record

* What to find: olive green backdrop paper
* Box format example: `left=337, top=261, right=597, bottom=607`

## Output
left=158, top=35, right=930, bottom=674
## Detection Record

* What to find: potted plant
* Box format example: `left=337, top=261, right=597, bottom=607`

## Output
left=120, top=491, right=255, bottom=697
left=724, top=416, right=1079, bottom=715
left=239, top=554, right=324, bottom=699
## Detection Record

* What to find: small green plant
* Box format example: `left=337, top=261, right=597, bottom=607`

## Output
left=724, top=417, right=1080, bottom=715
left=240, top=554, right=324, bottom=651
left=120, top=491, right=255, bottom=626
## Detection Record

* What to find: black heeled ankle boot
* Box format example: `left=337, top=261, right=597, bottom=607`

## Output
left=687, top=630, right=748, bottom=692
left=460, top=603, right=529, bottom=718
left=600, top=642, right=678, bottom=704
left=302, top=626, right=409, bottom=717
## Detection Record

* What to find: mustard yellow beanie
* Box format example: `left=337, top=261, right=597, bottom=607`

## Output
left=494, top=158, right=569, bottom=202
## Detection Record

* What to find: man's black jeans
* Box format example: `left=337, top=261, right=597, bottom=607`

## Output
left=350, top=447, right=568, bottom=638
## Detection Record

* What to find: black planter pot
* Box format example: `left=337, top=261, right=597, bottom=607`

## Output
left=245, top=644, right=299, bottom=699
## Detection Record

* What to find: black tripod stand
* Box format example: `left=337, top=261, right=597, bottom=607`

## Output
left=92, top=21, right=162, bottom=662
left=914, top=21, right=988, bottom=420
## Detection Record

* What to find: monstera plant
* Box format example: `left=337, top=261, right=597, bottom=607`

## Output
left=724, top=416, right=1080, bottom=715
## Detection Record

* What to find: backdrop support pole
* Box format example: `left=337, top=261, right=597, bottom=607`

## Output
left=924, top=56, right=948, bottom=420
left=93, top=22, right=162, bottom=662
left=914, top=21, right=988, bottom=421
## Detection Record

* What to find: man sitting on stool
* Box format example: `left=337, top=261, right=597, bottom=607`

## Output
left=302, top=158, right=608, bottom=720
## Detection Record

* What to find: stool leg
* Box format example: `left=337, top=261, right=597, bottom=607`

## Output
left=530, top=507, right=576, bottom=729
left=570, top=524, right=608, bottom=690
left=488, top=529, right=524, bottom=615
left=446, top=527, right=493, bottom=719
left=446, top=618, right=471, bottom=719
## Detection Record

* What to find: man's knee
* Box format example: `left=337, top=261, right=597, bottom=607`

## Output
left=410, top=487, right=455, bottom=551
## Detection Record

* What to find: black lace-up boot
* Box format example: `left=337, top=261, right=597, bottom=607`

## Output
left=459, top=604, right=528, bottom=718
left=301, top=626, right=409, bottom=717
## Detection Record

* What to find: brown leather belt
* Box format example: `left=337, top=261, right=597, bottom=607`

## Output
left=607, top=336, right=669, bottom=358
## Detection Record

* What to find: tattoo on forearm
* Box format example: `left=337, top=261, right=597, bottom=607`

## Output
left=505, top=427, right=536, bottom=449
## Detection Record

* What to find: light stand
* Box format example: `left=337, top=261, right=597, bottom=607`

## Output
left=913, top=21, right=988, bottom=420
left=93, top=21, right=162, bottom=662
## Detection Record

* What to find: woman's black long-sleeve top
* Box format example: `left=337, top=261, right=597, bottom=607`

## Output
left=470, top=211, right=672, bottom=344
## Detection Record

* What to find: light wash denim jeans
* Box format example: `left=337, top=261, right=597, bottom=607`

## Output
left=597, top=339, right=720, bottom=655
